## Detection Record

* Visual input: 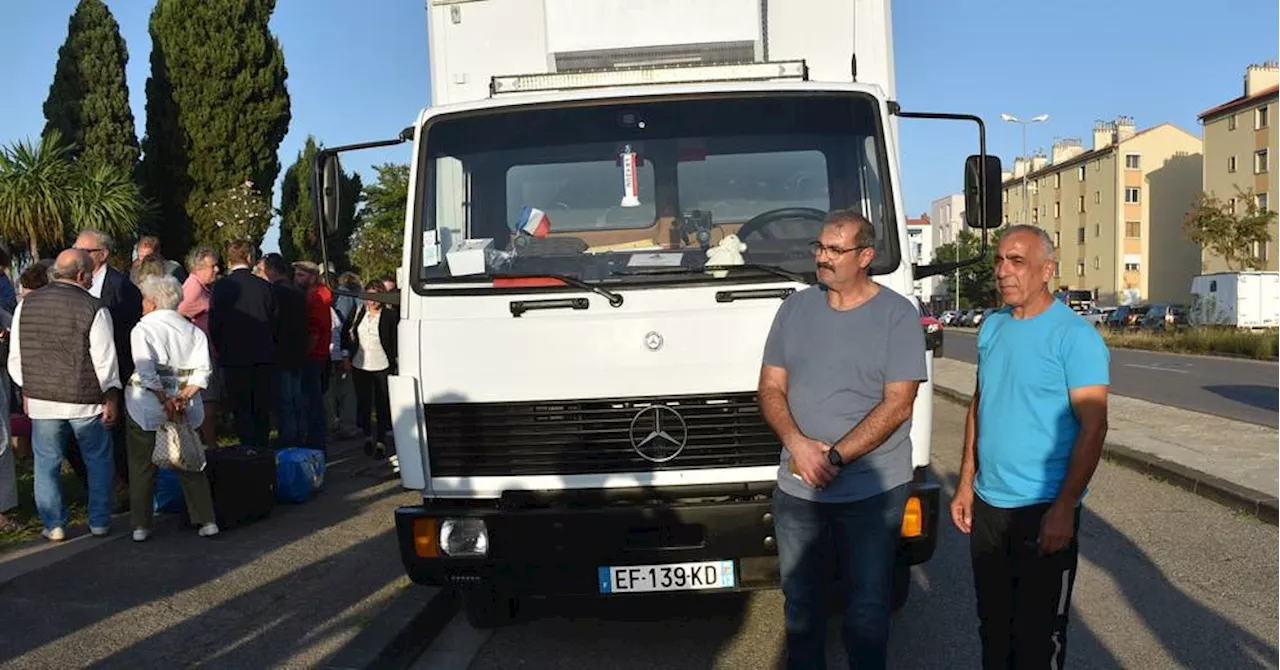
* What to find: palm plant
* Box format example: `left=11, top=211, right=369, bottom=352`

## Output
left=0, top=129, right=76, bottom=260
left=72, top=162, right=147, bottom=242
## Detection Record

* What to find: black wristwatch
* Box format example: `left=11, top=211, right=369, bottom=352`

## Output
left=827, top=449, right=844, bottom=468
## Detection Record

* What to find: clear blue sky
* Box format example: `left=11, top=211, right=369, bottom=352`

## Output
left=1, top=0, right=1276, bottom=251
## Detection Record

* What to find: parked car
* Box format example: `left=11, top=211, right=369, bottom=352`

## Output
left=940, top=310, right=959, bottom=326
left=1083, top=306, right=1117, bottom=329
left=1106, top=304, right=1150, bottom=332
left=971, top=307, right=996, bottom=328
left=1140, top=304, right=1189, bottom=332
left=958, top=309, right=979, bottom=327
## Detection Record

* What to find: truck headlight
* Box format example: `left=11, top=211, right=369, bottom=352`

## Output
left=440, top=518, right=489, bottom=557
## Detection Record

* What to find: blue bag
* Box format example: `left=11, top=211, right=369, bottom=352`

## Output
left=275, top=448, right=327, bottom=503
left=154, top=467, right=185, bottom=514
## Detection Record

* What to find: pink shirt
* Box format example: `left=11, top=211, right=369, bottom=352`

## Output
left=179, top=274, right=212, bottom=335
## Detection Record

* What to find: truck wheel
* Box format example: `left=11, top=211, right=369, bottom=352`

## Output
left=890, top=566, right=910, bottom=612
left=463, top=588, right=521, bottom=628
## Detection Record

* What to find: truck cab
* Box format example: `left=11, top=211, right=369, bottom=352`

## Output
left=312, top=0, right=1000, bottom=627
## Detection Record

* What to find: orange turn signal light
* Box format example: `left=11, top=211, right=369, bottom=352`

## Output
left=413, top=518, right=440, bottom=557
left=901, top=496, right=923, bottom=538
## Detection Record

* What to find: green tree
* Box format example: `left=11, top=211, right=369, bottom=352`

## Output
left=349, top=163, right=409, bottom=280
left=935, top=229, right=999, bottom=309
left=42, top=0, right=140, bottom=173
left=0, top=130, right=144, bottom=260
left=1184, top=189, right=1276, bottom=271
left=202, top=181, right=274, bottom=250
left=140, top=0, right=291, bottom=261
left=279, top=136, right=362, bottom=267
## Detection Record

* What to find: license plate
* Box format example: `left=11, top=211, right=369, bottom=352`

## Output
left=598, top=560, right=736, bottom=594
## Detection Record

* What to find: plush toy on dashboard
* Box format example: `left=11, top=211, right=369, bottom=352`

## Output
left=705, top=234, right=747, bottom=278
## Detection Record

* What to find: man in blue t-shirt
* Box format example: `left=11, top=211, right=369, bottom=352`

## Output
left=950, top=225, right=1110, bottom=670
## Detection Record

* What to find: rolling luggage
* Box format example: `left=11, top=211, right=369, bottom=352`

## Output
left=188, top=445, right=275, bottom=529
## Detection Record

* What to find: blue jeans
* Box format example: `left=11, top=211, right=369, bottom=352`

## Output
left=32, top=416, right=114, bottom=530
left=300, top=360, right=328, bottom=449
left=774, top=484, right=909, bottom=670
left=272, top=368, right=305, bottom=445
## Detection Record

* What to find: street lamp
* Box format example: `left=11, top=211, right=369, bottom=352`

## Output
left=1001, top=113, right=1049, bottom=226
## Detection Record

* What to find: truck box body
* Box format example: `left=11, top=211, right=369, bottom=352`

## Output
left=1190, top=271, right=1280, bottom=328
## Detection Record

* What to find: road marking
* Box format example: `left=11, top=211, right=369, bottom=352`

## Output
left=1124, top=364, right=1189, bottom=374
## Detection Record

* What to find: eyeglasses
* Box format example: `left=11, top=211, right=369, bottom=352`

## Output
left=808, top=241, right=869, bottom=257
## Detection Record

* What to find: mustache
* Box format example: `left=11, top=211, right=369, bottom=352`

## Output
left=817, top=262, right=835, bottom=272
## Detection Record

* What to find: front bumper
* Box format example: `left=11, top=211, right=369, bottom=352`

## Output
left=395, top=472, right=940, bottom=597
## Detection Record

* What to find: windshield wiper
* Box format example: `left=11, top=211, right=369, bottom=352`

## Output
left=489, top=273, right=624, bottom=307
left=613, top=264, right=811, bottom=284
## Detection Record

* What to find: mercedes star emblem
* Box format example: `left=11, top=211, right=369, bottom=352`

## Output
left=644, top=331, right=664, bottom=351
left=628, top=405, right=688, bottom=462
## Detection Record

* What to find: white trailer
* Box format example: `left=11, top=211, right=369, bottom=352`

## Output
left=1190, top=271, right=1280, bottom=329
left=313, top=0, right=1002, bottom=626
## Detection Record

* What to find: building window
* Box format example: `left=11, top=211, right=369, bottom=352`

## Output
left=1077, top=227, right=1086, bottom=244
left=1003, top=214, right=1009, bottom=225
left=1257, top=241, right=1270, bottom=262
left=1078, top=195, right=1086, bottom=212
left=1077, top=165, right=1086, bottom=181
left=1228, top=114, right=1237, bottom=131
left=1054, top=202, right=1061, bottom=218
left=1093, top=256, right=1100, bottom=269
left=1053, top=231, right=1061, bottom=248
left=1126, top=221, right=1141, bottom=238
left=1228, top=156, right=1237, bottom=173
left=1125, top=187, right=1141, bottom=204
left=1125, top=262, right=1140, bottom=271
left=1256, top=149, right=1269, bottom=174
left=1259, top=192, right=1270, bottom=212
left=1054, top=262, right=1061, bottom=278
left=1054, top=173, right=1061, bottom=188
left=1094, top=191, right=1101, bottom=204
left=1125, top=154, right=1141, bottom=170
left=1076, top=261, right=1085, bottom=276
left=1227, top=198, right=1237, bottom=214
left=1095, top=223, right=1101, bottom=238
left=1032, top=208, right=1040, bottom=223
left=1002, top=190, right=1008, bottom=204
left=1258, top=106, right=1270, bottom=130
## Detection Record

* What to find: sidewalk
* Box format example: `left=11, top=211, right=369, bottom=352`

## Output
left=0, top=439, right=425, bottom=669
left=932, top=358, right=1279, bottom=523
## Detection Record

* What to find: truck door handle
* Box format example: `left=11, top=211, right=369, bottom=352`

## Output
left=715, top=288, right=795, bottom=303
left=510, top=297, right=590, bottom=317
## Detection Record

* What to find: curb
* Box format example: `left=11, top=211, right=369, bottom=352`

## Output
left=932, top=386, right=1278, bottom=526
left=324, top=585, right=460, bottom=670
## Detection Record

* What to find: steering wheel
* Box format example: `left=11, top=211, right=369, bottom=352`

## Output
left=734, top=207, right=828, bottom=241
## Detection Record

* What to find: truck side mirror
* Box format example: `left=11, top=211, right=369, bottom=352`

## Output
left=964, top=155, right=1003, bottom=229
left=321, top=154, right=342, bottom=234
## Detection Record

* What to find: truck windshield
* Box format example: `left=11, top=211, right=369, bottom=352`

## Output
left=416, top=92, right=898, bottom=287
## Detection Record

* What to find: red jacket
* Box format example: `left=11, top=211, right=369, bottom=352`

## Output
left=306, top=284, right=333, bottom=361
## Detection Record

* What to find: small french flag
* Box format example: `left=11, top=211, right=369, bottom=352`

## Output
left=514, top=206, right=551, bottom=238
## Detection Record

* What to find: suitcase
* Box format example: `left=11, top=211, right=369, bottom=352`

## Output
left=189, top=445, right=276, bottom=529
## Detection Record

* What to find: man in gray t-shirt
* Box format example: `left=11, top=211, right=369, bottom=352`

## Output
left=758, top=210, right=926, bottom=670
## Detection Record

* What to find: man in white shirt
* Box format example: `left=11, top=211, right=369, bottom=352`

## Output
left=9, top=249, right=122, bottom=542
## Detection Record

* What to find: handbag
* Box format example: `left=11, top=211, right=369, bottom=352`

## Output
left=152, top=419, right=207, bottom=472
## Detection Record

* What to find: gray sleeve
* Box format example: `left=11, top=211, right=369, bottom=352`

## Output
left=761, top=299, right=791, bottom=368
left=886, top=300, right=927, bottom=383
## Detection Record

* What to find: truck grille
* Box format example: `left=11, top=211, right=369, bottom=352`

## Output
left=425, top=392, right=780, bottom=477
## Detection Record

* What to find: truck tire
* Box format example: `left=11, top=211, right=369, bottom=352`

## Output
left=890, top=566, right=910, bottom=612
left=463, top=588, right=521, bottom=628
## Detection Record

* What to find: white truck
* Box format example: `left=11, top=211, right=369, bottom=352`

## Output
left=1190, top=271, right=1280, bottom=329
left=313, top=0, right=1001, bottom=627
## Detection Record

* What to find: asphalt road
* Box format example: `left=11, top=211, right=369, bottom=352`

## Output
left=943, top=330, right=1279, bottom=428
left=416, top=397, right=1280, bottom=669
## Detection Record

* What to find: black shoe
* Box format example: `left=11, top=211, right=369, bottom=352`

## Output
left=363, top=440, right=374, bottom=456
left=373, top=443, right=388, bottom=460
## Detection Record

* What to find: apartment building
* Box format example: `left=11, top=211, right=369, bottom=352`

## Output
left=1198, top=62, right=1279, bottom=272
left=906, top=213, right=938, bottom=300
left=1002, top=117, right=1203, bottom=305
left=929, top=193, right=965, bottom=250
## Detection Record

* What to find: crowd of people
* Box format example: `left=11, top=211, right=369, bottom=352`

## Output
left=0, top=231, right=398, bottom=543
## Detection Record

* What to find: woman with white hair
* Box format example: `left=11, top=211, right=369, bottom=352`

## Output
left=126, top=275, right=218, bottom=541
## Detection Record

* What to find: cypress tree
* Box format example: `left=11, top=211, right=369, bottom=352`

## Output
left=279, top=136, right=361, bottom=268
left=140, top=0, right=291, bottom=260
left=42, top=0, right=140, bottom=173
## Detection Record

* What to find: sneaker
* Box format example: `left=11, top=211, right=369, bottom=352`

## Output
left=132, top=528, right=151, bottom=542
left=198, top=523, right=220, bottom=538
left=42, top=527, right=66, bottom=542
left=390, top=454, right=400, bottom=476
left=90, top=526, right=110, bottom=537
left=373, top=443, right=388, bottom=460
